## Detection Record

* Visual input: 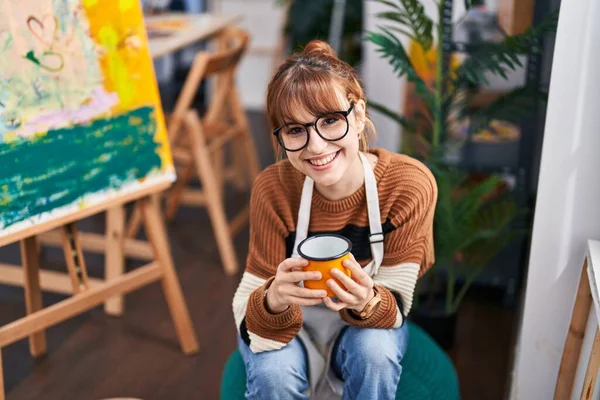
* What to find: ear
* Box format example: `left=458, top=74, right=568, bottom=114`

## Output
left=354, top=99, right=367, bottom=132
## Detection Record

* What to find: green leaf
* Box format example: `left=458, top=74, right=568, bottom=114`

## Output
left=364, top=28, right=435, bottom=109
left=373, top=0, right=434, bottom=51
left=432, top=168, right=507, bottom=262
left=367, top=101, right=415, bottom=131
left=455, top=10, right=559, bottom=86
left=464, top=0, right=473, bottom=10
left=384, top=25, right=418, bottom=43
left=464, top=85, right=547, bottom=133
left=376, top=11, right=411, bottom=26
left=398, top=0, right=434, bottom=50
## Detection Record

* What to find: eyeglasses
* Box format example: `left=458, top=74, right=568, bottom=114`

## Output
left=272, top=103, right=355, bottom=152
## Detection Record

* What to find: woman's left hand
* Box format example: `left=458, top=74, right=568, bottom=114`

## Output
left=323, top=254, right=375, bottom=312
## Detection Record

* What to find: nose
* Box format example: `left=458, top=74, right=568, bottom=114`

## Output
left=305, top=125, right=328, bottom=154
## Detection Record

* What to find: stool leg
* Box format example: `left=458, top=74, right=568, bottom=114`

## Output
left=556, top=259, right=592, bottom=399
left=185, top=111, right=238, bottom=275
left=104, top=206, right=125, bottom=316
left=20, top=237, right=47, bottom=357
left=229, top=87, right=260, bottom=186
left=581, top=327, right=600, bottom=399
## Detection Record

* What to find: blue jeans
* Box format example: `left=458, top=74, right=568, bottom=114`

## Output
left=237, top=323, right=409, bottom=400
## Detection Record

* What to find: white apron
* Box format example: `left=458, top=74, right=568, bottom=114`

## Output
left=292, top=152, right=384, bottom=399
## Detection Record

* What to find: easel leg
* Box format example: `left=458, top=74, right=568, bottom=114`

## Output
left=139, top=197, right=199, bottom=354
left=581, top=327, right=600, bottom=399
left=20, top=236, right=47, bottom=357
left=556, top=259, right=592, bottom=399
left=104, top=206, right=125, bottom=316
left=126, top=203, right=143, bottom=240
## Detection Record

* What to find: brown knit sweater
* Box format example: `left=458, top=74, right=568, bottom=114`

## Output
left=232, top=148, right=437, bottom=353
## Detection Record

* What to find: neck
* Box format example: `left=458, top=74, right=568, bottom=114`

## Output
left=315, top=152, right=365, bottom=201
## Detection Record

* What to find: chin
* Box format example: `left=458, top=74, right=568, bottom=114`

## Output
left=309, top=171, right=345, bottom=187
left=299, top=149, right=349, bottom=185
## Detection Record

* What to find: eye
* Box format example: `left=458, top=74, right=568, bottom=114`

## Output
left=322, top=118, right=338, bottom=125
left=285, top=126, right=305, bottom=135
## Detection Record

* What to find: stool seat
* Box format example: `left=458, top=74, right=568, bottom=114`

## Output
left=220, top=322, right=460, bottom=399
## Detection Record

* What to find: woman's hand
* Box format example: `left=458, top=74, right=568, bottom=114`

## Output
left=323, top=254, right=375, bottom=312
left=265, top=258, right=328, bottom=314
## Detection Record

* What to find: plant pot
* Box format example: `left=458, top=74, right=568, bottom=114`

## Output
left=410, top=302, right=457, bottom=350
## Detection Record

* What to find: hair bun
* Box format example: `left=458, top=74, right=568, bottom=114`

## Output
left=302, top=40, right=337, bottom=58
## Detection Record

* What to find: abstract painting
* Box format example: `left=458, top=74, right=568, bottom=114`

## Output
left=0, top=0, right=173, bottom=239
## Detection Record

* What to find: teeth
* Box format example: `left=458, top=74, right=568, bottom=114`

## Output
left=309, top=152, right=337, bottom=166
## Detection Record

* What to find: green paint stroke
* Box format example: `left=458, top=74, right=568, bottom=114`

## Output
left=0, top=106, right=162, bottom=229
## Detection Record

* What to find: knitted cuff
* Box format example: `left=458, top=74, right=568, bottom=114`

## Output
left=339, top=285, right=398, bottom=328
left=245, top=277, right=303, bottom=343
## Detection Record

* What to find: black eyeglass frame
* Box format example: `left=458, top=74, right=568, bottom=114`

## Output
left=272, top=102, right=355, bottom=152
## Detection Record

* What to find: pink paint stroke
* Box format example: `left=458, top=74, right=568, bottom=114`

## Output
left=16, top=87, right=119, bottom=137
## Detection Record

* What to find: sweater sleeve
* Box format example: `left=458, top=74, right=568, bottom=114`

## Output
left=382, top=161, right=437, bottom=274
left=231, top=169, right=303, bottom=353
left=340, top=162, right=437, bottom=328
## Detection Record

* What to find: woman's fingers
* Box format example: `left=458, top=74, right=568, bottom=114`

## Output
left=287, top=296, right=324, bottom=307
left=330, top=268, right=361, bottom=293
left=278, top=257, right=309, bottom=272
left=343, top=258, right=372, bottom=287
left=326, top=279, right=357, bottom=304
left=281, top=286, right=327, bottom=299
left=323, top=296, right=348, bottom=311
left=281, top=270, right=322, bottom=283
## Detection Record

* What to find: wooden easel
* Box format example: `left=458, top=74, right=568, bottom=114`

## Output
left=555, top=240, right=600, bottom=399
left=0, top=181, right=199, bottom=400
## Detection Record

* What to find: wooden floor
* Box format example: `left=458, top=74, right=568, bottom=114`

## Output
left=0, top=111, right=518, bottom=400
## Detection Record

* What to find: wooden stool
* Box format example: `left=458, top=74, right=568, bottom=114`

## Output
left=129, top=27, right=260, bottom=277
left=555, top=240, right=600, bottom=399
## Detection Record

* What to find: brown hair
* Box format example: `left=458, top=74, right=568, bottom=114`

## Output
left=266, top=40, right=376, bottom=158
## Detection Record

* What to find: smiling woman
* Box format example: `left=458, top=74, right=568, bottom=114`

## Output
left=232, top=40, right=438, bottom=399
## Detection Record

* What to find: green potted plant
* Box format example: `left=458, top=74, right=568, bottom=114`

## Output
left=365, top=0, right=557, bottom=348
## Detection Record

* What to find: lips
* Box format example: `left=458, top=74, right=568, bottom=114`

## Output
left=306, top=151, right=339, bottom=167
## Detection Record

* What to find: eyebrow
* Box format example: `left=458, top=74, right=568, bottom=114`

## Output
left=283, top=106, right=348, bottom=126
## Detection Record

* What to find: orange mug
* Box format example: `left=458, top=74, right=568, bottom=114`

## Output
left=297, top=234, right=352, bottom=297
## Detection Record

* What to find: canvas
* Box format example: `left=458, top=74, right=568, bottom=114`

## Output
left=0, top=0, right=173, bottom=239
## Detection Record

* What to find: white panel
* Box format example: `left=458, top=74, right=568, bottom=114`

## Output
left=510, top=0, right=600, bottom=398
left=212, top=0, right=286, bottom=110
left=236, top=53, right=274, bottom=110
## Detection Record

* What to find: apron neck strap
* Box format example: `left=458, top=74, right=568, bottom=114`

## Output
left=359, top=152, right=384, bottom=270
left=292, top=177, right=314, bottom=258
left=293, top=152, right=384, bottom=271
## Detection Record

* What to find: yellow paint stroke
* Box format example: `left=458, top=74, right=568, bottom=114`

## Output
left=82, top=0, right=172, bottom=170
left=98, top=25, right=135, bottom=107
left=119, top=0, right=135, bottom=11
left=3, top=132, right=19, bottom=144
left=0, top=185, right=10, bottom=207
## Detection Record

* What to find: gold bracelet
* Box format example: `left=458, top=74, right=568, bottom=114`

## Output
left=351, top=287, right=382, bottom=320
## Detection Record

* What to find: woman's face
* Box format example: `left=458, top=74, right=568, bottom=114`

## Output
left=283, top=93, right=366, bottom=189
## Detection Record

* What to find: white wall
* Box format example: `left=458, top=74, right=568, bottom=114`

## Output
left=210, top=0, right=286, bottom=110
left=510, top=0, right=600, bottom=398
